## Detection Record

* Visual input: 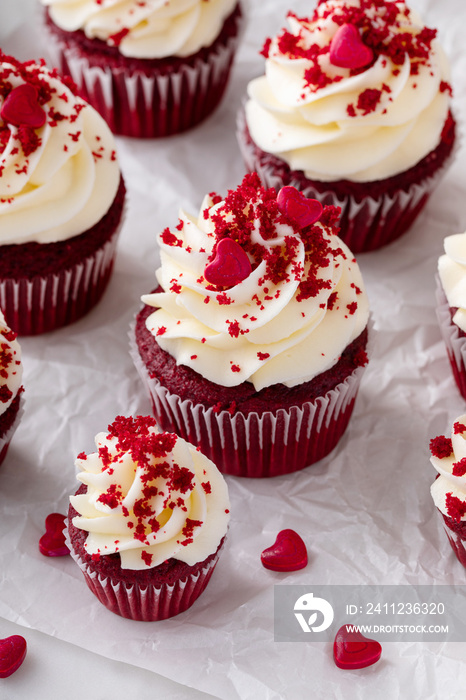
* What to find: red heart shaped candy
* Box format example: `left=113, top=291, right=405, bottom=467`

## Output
left=0, top=635, right=27, bottom=678
left=39, top=512, right=69, bottom=557
left=277, top=187, right=323, bottom=229
left=204, top=238, right=252, bottom=288
left=1, top=83, right=46, bottom=129
left=329, top=24, right=374, bottom=70
left=333, top=625, right=382, bottom=669
left=261, top=529, right=308, bottom=572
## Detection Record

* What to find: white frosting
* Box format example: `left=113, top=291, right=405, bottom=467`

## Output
left=70, top=416, right=230, bottom=570
left=431, top=415, right=466, bottom=521
left=141, top=176, right=369, bottom=391
left=438, top=232, right=466, bottom=332
left=0, top=310, right=22, bottom=416
left=245, top=0, right=452, bottom=183
left=0, top=58, right=120, bottom=245
left=42, top=0, right=238, bottom=59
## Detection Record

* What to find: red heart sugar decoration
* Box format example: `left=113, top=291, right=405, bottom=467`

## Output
left=1, top=83, right=46, bottom=129
left=277, top=187, right=323, bottom=229
left=204, top=238, right=252, bottom=288
left=329, top=24, right=374, bottom=70
left=261, top=529, right=308, bottom=572
left=39, top=512, right=69, bottom=557
left=0, top=635, right=27, bottom=678
left=333, top=625, right=382, bottom=670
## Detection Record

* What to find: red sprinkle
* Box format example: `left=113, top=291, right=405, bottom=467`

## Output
left=1, top=83, right=46, bottom=129
left=329, top=23, right=374, bottom=70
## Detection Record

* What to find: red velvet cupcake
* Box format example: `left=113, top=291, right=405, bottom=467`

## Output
left=67, top=415, right=230, bottom=621
left=430, top=416, right=466, bottom=568
left=131, top=173, right=370, bottom=477
left=41, top=0, right=243, bottom=138
left=238, top=0, right=456, bottom=253
left=0, top=52, right=125, bottom=335
left=0, top=309, right=23, bottom=467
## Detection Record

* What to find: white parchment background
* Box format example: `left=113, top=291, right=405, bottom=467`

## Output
left=1, top=0, right=466, bottom=698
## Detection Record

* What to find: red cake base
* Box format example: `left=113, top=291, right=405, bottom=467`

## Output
left=67, top=485, right=224, bottom=621
left=131, top=300, right=370, bottom=477
left=44, top=5, right=243, bottom=138
left=0, top=178, right=126, bottom=335
left=237, top=109, right=456, bottom=253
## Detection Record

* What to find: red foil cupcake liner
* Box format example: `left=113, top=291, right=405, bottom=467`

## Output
left=0, top=394, right=24, bottom=468
left=66, top=526, right=222, bottom=621
left=0, top=220, right=124, bottom=336
left=237, top=108, right=456, bottom=254
left=129, top=324, right=370, bottom=478
left=45, top=7, right=243, bottom=138
left=441, top=511, right=466, bottom=568
left=435, top=276, right=466, bottom=400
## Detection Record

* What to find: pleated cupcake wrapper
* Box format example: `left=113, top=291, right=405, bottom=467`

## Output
left=0, top=207, right=125, bottom=336
left=435, top=276, right=466, bottom=400
left=65, top=524, right=221, bottom=621
left=46, top=12, right=243, bottom=138
left=0, top=394, right=24, bottom=468
left=129, top=321, right=372, bottom=478
left=440, top=513, right=466, bottom=569
left=236, top=107, right=456, bottom=254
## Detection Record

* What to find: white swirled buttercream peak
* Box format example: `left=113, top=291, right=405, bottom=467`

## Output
left=141, top=173, right=369, bottom=391
left=245, top=0, right=452, bottom=183
left=430, top=415, right=466, bottom=522
left=438, top=232, right=466, bottom=333
left=0, top=309, right=22, bottom=416
left=0, top=52, right=120, bottom=245
left=41, top=0, right=238, bottom=59
left=70, top=415, right=230, bottom=570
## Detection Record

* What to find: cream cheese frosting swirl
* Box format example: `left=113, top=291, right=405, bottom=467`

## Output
left=41, top=0, right=238, bottom=59
left=0, top=53, right=120, bottom=245
left=430, top=415, right=466, bottom=522
left=0, top=310, right=22, bottom=416
left=438, top=232, right=466, bottom=333
left=70, top=415, right=230, bottom=570
left=245, top=0, right=452, bottom=183
left=142, top=173, right=369, bottom=391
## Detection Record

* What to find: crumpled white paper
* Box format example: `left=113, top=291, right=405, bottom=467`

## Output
left=1, top=0, right=466, bottom=698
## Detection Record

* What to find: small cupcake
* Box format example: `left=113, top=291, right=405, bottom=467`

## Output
left=40, top=0, right=243, bottom=138
left=237, top=0, right=456, bottom=253
left=131, top=173, right=370, bottom=478
left=436, top=232, right=466, bottom=400
left=430, top=415, right=466, bottom=568
left=67, top=415, right=230, bottom=621
left=0, top=52, right=125, bottom=335
left=0, top=309, right=23, bottom=467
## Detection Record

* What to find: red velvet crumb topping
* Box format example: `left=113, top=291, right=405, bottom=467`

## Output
left=260, top=0, right=442, bottom=112
left=452, top=458, right=466, bottom=477
left=78, top=416, right=209, bottom=557
left=445, top=492, right=466, bottom=522
left=0, top=50, right=81, bottom=163
left=429, top=435, right=453, bottom=459
left=199, top=173, right=342, bottom=302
